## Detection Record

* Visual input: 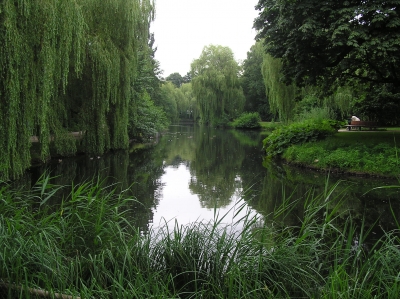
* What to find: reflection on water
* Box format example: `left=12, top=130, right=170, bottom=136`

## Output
left=17, top=124, right=400, bottom=233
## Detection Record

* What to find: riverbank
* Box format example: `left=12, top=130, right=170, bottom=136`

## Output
left=1, top=177, right=400, bottom=298
left=261, top=119, right=400, bottom=178
left=281, top=130, right=400, bottom=178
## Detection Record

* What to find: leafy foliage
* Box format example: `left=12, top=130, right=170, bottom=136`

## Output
left=261, top=54, right=297, bottom=122
left=159, top=82, right=179, bottom=122
left=128, top=92, right=168, bottom=141
left=231, top=112, right=262, bottom=129
left=353, top=85, right=400, bottom=125
left=179, top=83, right=197, bottom=119
left=263, top=119, right=339, bottom=158
left=254, top=0, right=400, bottom=100
left=165, top=72, right=184, bottom=88
left=191, top=45, right=245, bottom=125
left=241, top=42, right=273, bottom=121
left=0, top=0, right=155, bottom=180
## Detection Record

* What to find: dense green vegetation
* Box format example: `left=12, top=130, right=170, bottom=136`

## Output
left=254, top=0, right=400, bottom=176
left=191, top=45, right=245, bottom=126
left=262, top=119, right=340, bottom=159
left=283, top=131, right=400, bottom=177
left=3, top=1, right=400, bottom=298
left=254, top=0, right=400, bottom=97
left=0, top=0, right=170, bottom=181
left=1, top=177, right=399, bottom=298
left=3, top=0, right=399, bottom=181
left=240, top=42, right=274, bottom=121
left=230, top=112, right=262, bottom=129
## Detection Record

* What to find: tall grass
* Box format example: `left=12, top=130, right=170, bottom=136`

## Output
left=0, top=176, right=399, bottom=298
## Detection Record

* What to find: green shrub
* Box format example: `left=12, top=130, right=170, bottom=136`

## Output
left=263, top=119, right=339, bottom=158
left=128, top=91, right=169, bottom=141
left=231, top=112, right=261, bottom=129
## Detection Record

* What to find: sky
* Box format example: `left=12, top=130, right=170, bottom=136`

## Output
left=150, top=0, right=260, bottom=78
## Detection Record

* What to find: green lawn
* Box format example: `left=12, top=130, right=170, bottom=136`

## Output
left=335, top=130, right=400, bottom=146
left=283, top=130, right=400, bottom=177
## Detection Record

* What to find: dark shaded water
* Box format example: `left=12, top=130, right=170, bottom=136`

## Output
left=20, top=125, right=400, bottom=233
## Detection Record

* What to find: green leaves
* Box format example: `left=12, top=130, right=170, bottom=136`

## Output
left=231, top=112, right=262, bottom=129
left=129, top=91, right=168, bottom=141
left=254, top=0, right=400, bottom=94
left=263, top=119, right=338, bottom=158
left=191, top=45, right=245, bottom=125
left=0, top=0, right=156, bottom=179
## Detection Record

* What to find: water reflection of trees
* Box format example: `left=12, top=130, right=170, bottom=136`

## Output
left=243, top=159, right=400, bottom=233
left=12, top=125, right=400, bottom=234
left=160, top=125, right=197, bottom=166
left=19, top=145, right=166, bottom=232
left=189, top=126, right=245, bottom=208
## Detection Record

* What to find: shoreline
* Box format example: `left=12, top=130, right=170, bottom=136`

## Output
left=280, top=158, right=398, bottom=179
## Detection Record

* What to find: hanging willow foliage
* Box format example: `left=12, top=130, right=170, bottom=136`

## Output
left=0, top=0, right=85, bottom=180
left=261, top=54, right=297, bottom=122
left=0, top=0, right=154, bottom=180
left=327, top=85, right=355, bottom=119
left=191, top=45, right=245, bottom=124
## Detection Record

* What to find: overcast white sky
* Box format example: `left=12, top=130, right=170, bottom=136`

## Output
left=151, top=0, right=260, bottom=77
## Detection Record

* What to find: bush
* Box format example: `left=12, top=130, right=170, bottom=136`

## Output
left=231, top=112, right=261, bottom=129
left=128, top=92, right=169, bottom=141
left=263, top=119, right=339, bottom=158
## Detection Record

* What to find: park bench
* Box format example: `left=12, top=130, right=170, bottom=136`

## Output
left=345, top=121, right=379, bottom=131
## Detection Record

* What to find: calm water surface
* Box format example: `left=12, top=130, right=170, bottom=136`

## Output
left=24, top=124, right=400, bottom=233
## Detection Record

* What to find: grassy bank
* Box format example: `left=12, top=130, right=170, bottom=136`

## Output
left=1, top=177, right=400, bottom=298
left=283, top=131, right=400, bottom=177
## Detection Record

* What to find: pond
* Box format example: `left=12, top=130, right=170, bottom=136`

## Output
left=23, top=124, right=400, bottom=234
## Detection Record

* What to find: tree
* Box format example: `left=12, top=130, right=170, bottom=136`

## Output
left=130, top=34, right=169, bottom=141
left=165, top=72, right=184, bottom=88
left=182, top=72, right=192, bottom=84
left=241, top=41, right=273, bottom=121
left=128, top=91, right=168, bottom=141
left=180, top=83, right=197, bottom=119
left=254, top=0, right=400, bottom=95
left=262, top=54, right=297, bottom=122
left=0, top=0, right=155, bottom=180
left=191, top=45, right=245, bottom=125
left=159, top=82, right=179, bottom=122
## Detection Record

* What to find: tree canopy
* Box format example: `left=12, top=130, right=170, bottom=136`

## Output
left=0, top=0, right=157, bottom=180
left=191, top=45, right=245, bottom=125
left=165, top=72, right=184, bottom=88
left=254, top=0, right=400, bottom=94
left=262, top=54, right=297, bottom=122
left=241, top=41, right=274, bottom=121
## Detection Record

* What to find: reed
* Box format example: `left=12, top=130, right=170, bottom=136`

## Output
left=0, top=176, right=399, bottom=298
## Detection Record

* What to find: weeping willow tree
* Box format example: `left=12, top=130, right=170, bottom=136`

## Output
left=71, top=0, right=154, bottom=154
left=327, top=85, right=356, bottom=119
left=179, top=83, right=197, bottom=120
left=0, top=0, right=86, bottom=180
left=0, top=0, right=154, bottom=180
left=191, top=45, right=245, bottom=125
left=261, top=54, right=297, bottom=122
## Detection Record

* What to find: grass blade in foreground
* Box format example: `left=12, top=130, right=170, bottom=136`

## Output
left=0, top=177, right=399, bottom=298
